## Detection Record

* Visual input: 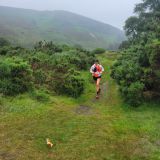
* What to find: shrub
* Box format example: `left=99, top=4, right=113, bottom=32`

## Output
left=0, top=46, right=10, bottom=55
left=64, top=76, right=84, bottom=98
left=112, top=0, right=160, bottom=106
left=53, top=69, right=85, bottom=98
left=0, top=58, right=33, bottom=95
left=0, top=42, right=93, bottom=98
left=0, top=37, right=10, bottom=47
left=34, top=41, right=62, bottom=54
left=33, top=69, right=47, bottom=85
left=30, top=89, right=50, bottom=102
left=92, top=48, right=106, bottom=54
left=121, top=82, right=144, bottom=106
left=111, top=51, right=145, bottom=106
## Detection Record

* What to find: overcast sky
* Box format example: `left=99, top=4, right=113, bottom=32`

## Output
left=0, top=0, right=141, bottom=29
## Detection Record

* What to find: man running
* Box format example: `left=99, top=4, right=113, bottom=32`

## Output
left=90, top=60, right=104, bottom=99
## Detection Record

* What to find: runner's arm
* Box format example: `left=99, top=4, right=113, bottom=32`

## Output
left=100, top=65, right=104, bottom=73
left=90, top=65, right=94, bottom=73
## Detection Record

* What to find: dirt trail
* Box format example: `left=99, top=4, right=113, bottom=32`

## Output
left=74, top=105, right=93, bottom=115
left=75, top=81, right=110, bottom=115
left=100, top=81, right=109, bottom=99
left=91, top=81, right=109, bottom=103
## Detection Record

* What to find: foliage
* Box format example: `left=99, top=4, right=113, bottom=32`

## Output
left=119, top=40, right=131, bottom=50
left=34, top=41, right=63, bottom=54
left=0, top=46, right=10, bottom=55
left=33, top=69, right=47, bottom=85
left=92, top=48, right=106, bottom=54
left=111, top=0, right=160, bottom=106
left=31, top=42, right=95, bottom=97
left=0, top=41, right=94, bottom=98
left=53, top=69, right=84, bottom=98
left=120, top=82, right=144, bottom=106
left=30, top=89, right=50, bottom=102
left=0, top=37, right=10, bottom=47
left=0, top=58, right=33, bottom=95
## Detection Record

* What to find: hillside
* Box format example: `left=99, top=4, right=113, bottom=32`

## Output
left=0, top=6, right=125, bottom=49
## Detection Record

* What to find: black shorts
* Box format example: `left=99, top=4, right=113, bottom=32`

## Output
left=93, top=76, right=101, bottom=81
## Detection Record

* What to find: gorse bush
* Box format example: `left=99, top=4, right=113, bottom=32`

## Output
left=34, top=41, right=63, bottom=54
left=30, top=42, right=95, bottom=97
left=111, top=53, right=145, bottom=106
left=0, top=58, right=33, bottom=95
left=53, top=69, right=84, bottom=98
left=33, top=69, right=47, bottom=85
left=120, top=82, right=144, bottom=106
left=92, top=48, right=106, bottom=54
left=0, top=37, right=10, bottom=47
left=64, top=75, right=84, bottom=98
left=0, top=39, right=94, bottom=98
left=111, top=0, right=160, bottom=106
left=0, top=46, right=10, bottom=55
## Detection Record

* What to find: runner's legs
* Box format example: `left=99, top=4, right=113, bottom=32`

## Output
left=96, top=78, right=101, bottom=93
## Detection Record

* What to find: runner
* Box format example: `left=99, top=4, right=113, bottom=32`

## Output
left=90, top=60, right=104, bottom=99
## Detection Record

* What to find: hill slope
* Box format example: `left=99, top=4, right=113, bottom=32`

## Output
left=0, top=6, right=125, bottom=49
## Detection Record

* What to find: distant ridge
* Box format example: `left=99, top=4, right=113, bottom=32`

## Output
left=0, top=6, right=125, bottom=49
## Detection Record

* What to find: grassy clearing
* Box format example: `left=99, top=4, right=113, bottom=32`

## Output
left=1, top=52, right=160, bottom=160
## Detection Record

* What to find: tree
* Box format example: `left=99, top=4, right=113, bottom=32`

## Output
left=112, top=0, right=160, bottom=106
left=124, top=16, right=139, bottom=39
left=0, top=37, right=10, bottom=47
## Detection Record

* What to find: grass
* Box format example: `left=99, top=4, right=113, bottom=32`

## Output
left=1, top=52, right=160, bottom=160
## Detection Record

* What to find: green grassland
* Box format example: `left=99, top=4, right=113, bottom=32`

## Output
left=1, top=52, right=160, bottom=160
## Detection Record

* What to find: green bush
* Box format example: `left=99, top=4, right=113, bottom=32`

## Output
left=0, top=46, right=10, bottom=55
left=111, top=0, right=160, bottom=106
left=111, top=51, right=145, bottom=106
left=92, top=48, right=106, bottom=54
left=34, top=41, right=62, bottom=54
left=120, top=82, right=144, bottom=106
left=64, top=76, right=84, bottom=98
left=0, top=37, right=10, bottom=47
left=0, top=58, right=33, bottom=95
left=53, top=69, right=85, bottom=98
left=0, top=42, right=94, bottom=98
left=33, top=69, right=47, bottom=85
left=30, top=89, right=50, bottom=102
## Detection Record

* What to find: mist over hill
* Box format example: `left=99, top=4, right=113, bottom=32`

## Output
left=0, top=6, right=125, bottom=49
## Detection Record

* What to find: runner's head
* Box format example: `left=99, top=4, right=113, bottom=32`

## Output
left=95, top=59, right=99, bottom=65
